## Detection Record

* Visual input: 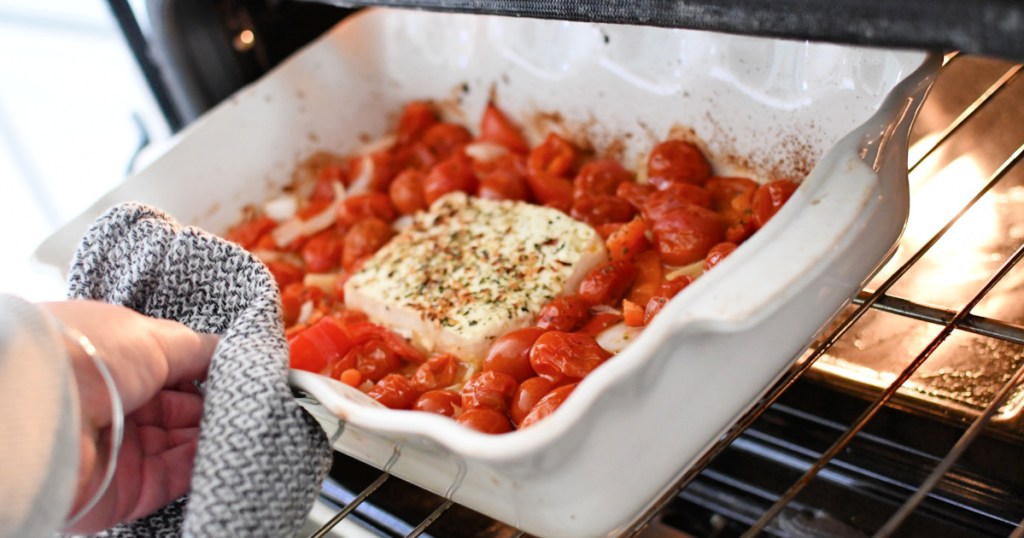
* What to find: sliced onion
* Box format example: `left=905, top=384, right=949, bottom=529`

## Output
left=297, top=300, right=315, bottom=325
left=464, top=142, right=509, bottom=163
left=264, top=194, right=298, bottom=222
left=595, top=322, right=643, bottom=354
left=347, top=155, right=374, bottom=196
left=271, top=181, right=345, bottom=247
left=303, top=273, right=339, bottom=294
left=665, top=260, right=704, bottom=280
left=358, top=134, right=397, bottom=155
left=590, top=304, right=623, bottom=316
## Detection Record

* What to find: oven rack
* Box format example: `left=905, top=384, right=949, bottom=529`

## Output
left=305, top=54, right=1024, bottom=538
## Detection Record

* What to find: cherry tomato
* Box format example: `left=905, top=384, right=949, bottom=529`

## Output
left=347, top=151, right=395, bottom=193
left=411, top=354, right=460, bottom=392
left=337, top=192, right=397, bottom=228
left=606, top=217, right=651, bottom=261
left=573, top=159, right=633, bottom=197
left=520, top=383, right=576, bottom=429
left=345, top=322, right=426, bottom=363
left=525, top=172, right=573, bottom=212
left=706, top=176, right=759, bottom=213
left=266, top=260, right=305, bottom=290
left=752, top=179, right=799, bottom=227
left=342, top=217, right=393, bottom=271
left=368, top=374, right=419, bottom=410
left=510, top=376, right=555, bottom=426
left=301, top=230, right=342, bottom=273
left=576, top=312, right=622, bottom=337
left=226, top=216, right=276, bottom=249
left=648, top=205, right=724, bottom=266
left=478, top=169, right=530, bottom=201
left=644, top=276, right=694, bottom=324
left=421, top=122, right=473, bottom=160
left=312, top=168, right=344, bottom=202
left=280, top=282, right=323, bottom=327
left=641, top=183, right=713, bottom=221
left=593, top=223, right=623, bottom=240
left=423, top=155, right=479, bottom=206
left=704, top=242, right=738, bottom=272
left=456, top=408, right=512, bottom=434
left=570, top=194, right=636, bottom=226
left=389, top=168, right=428, bottom=215
left=396, top=101, right=438, bottom=145
left=413, top=390, right=461, bottom=417
left=343, top=339, right=403, bottom=382
left=461, top=371, right=518, bottom=413
left=577, top=259, right=638, bottom=306
left=535, top=295, right=591, bottom=332
left=647, top=139, right=711, bottom=188
left=706, top=176, right=759, bottom=243
left=479, top=102, right=529, bottom=153
left=626, top=249, right=664, bottom=306
left=528, top=133, right=576, bottom=178
left=483, top=327, right=546, bottom=383
left=616, top=181, right=654, bottom=211
left=529, top=331, right=612, bottom=383
left=288, top=316, right=353, bottom=373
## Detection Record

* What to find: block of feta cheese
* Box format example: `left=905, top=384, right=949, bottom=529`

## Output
left=344, top=193, right=608, bottom=363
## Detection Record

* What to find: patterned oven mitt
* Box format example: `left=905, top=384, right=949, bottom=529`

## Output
left=65, top=203, right=332, bottom=537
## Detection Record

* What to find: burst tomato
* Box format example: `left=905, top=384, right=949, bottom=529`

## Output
left=570, top=194, right=636, bottom=226
left=520, top=383, right=576, bottom=429
left=479, top=102, right=529, bottom=153
left=421, top=122, right=473, bottom=160
left=752, top=179, right=798, bottom=227
left=478, top=169, right=530, bottom=201
left=577, top=259, right=638, bottom=306
left=456, top=408, right=512, bottom=434
left=423, top=155, right=479, bottom=205
left=461, top=371, right=519, bottom=413
left=388, top=168, right=428, bottom=215
left=413, top=390, right=461, bottom=417
left=528, top=133, right=576, bottom=178
left=535, top=295, right=591, bottom=332
left=396, top=101, right=438, bottom=145
left=301, top=230, right=342, bottom=273
left=411, top=354, right=460, bottom=392
left=648, top=204, right=724, bottom=266
left=574, top=159, right=632, bottom=197
left=342, top=217, right=393, bottom=271
left=368, top=374, right=419, bottom=410
left=704, top=242, right=738, bottom=272
left=337, top=192, right=397, bottom=228
left=529, top=331, right=611, bottom=384
left=647, top=139, right=711, bottom=188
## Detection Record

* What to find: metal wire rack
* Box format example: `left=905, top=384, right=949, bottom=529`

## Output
left=306, top=54, right=1024, bottom=538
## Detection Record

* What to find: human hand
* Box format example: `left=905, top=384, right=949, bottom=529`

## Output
left=43, top=300, right=218, bottom=534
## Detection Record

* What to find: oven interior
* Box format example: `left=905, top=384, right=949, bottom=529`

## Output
left=112, top=2, right=1024, bottom=536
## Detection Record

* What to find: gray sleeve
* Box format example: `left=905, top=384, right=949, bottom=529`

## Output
left=0, top=294, right=80, bottom=538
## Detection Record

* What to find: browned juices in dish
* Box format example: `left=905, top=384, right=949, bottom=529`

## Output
left=224, top=101, right=798, bottom=433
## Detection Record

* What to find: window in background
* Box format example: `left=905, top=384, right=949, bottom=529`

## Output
left=0, top=0, right=166, bottom=300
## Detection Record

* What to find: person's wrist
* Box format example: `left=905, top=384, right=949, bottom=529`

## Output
left=54, top=321, right=124, bottom=529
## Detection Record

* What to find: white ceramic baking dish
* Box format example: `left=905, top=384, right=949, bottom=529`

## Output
left=36, top=9, right=940, bottom=537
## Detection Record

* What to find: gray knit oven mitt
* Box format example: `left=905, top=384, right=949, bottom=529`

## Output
left=65, top=203, right=333, bottom=537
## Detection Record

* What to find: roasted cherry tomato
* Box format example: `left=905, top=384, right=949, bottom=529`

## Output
left=525, top=171, right=574, bottom=212
left=424, top=155, right=479, bottom=206
left=413, top=390, right=461, bottom=417
left=345, top=322, right=426, bottom=363
left=706, top=176, right=759, bottom=214
left=616, top=181, right=654, bottom=211
left=570, top=194, right=635, bottom=226
left=606, top=217, right=651, bottom=261
left=484, top=327, right=546, bottom=383
left=576, top=312, right=622, bottom=337
left=343, top=339, right=403, bottom=382
left=368, top=373, right=419, bottom=410
left=266, top=260, right=305, bottom=290
left=704, top=242, right=738, bottom=272
left=573, top=159, right=632, bottom=197
left=226, top=216, right=277, bottom=250
left=528, top=133, right=576, bottom=178
left=626, top=249, right=664, bottom=306
left=479, top=102, right=529, bottom=153
left=342, top=217, right=393, bottom=271
left=456, top=408, right=512, bottom=434
left=535, top=295, right=591, bottom=332
left=578, top=259, right=638, bottom=306
left=288, top=316, right=353, bottom=373
left=421, top=122, right=473, bottom=161
left=648, top=205, right=724, bottom=266
left=346, top=151, right=395, bottom=193
left=641, top=183, right=713, bottom=220
left=529, top=331, right=612, bottom=384
left=301, top=230, right=342, bottom=273
left=396, top=101, right=438, bottom=145
left=647, top=139, right=711, bottom=188
left=752, top=179, right=798, bottom=228
left=644, top=276, right=694, bottom=324
left=520, top=383, right=576, bottom=429
left=461, top=371, right=519, bottom=413
left=411, top=354, right=460, bottom=392
left=337, top=192, right=397, bottom=228
left=312, top=169, right=344, bottom=202
left=280, top=282, right=324, bottom=327
left=388, top=168, right=428, bottom=215
left=478, top=169, right=530, bottom=201
left=510, top=376, right=555, bottom=426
